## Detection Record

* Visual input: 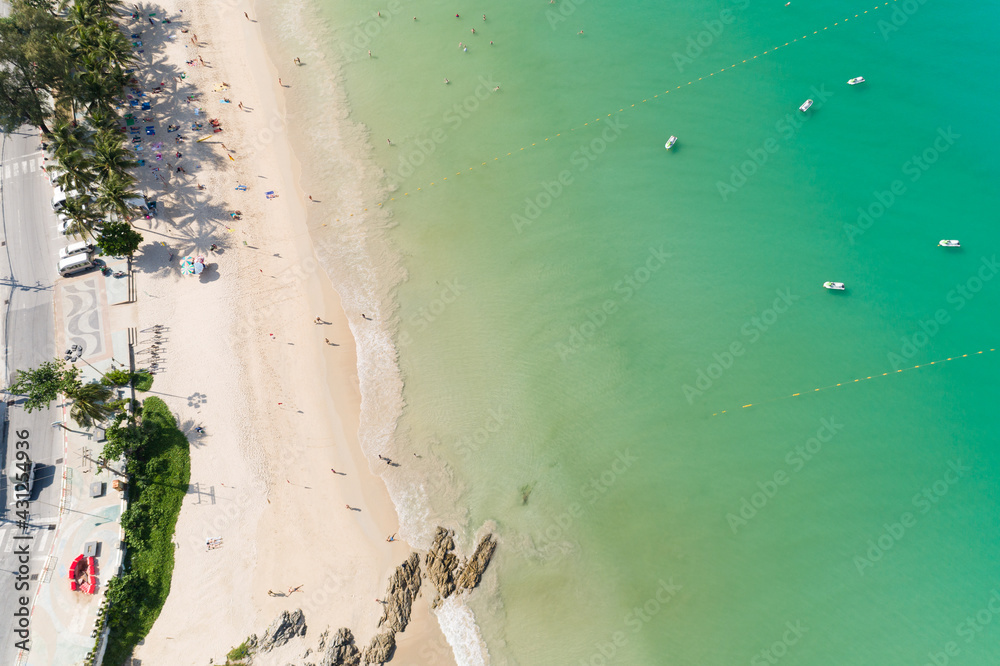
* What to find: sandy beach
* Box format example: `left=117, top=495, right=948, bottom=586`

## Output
left=117, top=1, right=452, bottom=662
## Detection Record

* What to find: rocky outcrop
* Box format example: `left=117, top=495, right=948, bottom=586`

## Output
left=424, top=528, right=460, bottom=607
left=377, top=553, right=421, bottom=633
left=361, top=631, right=396, bottom=665
left=318, top=627, right=361, bottom=666
left=425, top=528, right=498, bottom=607
left=251, top=608, right=307, bottom=654
left=242, top=528, right=496, bottom=665
left=317, top=627, right=330, bottom=652
left=456, top=534, right=497, bottom=592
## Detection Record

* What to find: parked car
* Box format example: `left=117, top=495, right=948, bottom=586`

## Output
left=7, top=457, right=36, bottom=506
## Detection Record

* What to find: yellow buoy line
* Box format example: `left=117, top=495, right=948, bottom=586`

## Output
left=712, top=348, right=998, bottom=416
left=325, top=1, right=903, bottom=222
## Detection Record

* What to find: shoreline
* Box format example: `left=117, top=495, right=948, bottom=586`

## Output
left=122, top=0, right=452, bottom=663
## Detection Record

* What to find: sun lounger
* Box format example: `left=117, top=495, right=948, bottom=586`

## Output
left=70, top=580, right=78, bottom=591
left=235, top=185, right=247, bottom=191
left=87, top=556, right=96, bottom=575
left=86, top=581, right=97, bottom=594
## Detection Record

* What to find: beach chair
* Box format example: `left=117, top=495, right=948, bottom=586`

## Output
left=235, top=185, right=247, bottom=191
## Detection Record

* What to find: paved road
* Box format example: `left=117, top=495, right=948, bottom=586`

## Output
left=0, top=128, right=63, bottom=661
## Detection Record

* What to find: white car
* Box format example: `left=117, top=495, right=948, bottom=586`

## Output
left=59, top=241, right=95, bottom=260
left=7, top=458, right=36, bottom=506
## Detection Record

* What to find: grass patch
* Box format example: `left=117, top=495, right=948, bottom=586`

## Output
left=132, top=370, right=154, bottom=392
left=100, top=369, right=153, bottom=392
left=226, top=639, right=251, bottom=663
left=102, top=397, right=190, bottom=666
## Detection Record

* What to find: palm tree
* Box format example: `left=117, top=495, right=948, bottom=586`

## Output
left=65, top=381, right=115, bottom=428
left=92, top=0, right=125, bottom=18
left=52, top=148, right=96, bottom=193
left=47, top=121, right=97, bottom=193
left=92, top=22, right=134, bottom=74
left=48, top=120, right=92, bottom=162
left=92, top=129, right=137, bottom=181
left=86, top=106, right=119, bottom=133
left=94, top=171, right=140, bottom=222
left=59, top=195, right=101, bottom=240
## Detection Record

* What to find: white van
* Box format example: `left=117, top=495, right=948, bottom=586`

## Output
left=59, top=241, right=95, bottom=260
left=58, top=252, right=95, bottom=277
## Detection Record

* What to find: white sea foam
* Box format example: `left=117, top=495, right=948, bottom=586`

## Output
left=435, top=596, right=491, bottom=666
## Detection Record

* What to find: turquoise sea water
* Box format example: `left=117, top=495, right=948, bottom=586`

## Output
left=265, top=0, right=1000, bottom=663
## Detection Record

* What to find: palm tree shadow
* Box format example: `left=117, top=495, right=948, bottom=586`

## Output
left=123, top=6, right=242, bottom=271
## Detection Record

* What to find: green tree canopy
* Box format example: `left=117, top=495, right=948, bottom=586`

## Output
left=5, top=359, right=80, bottom=412
left=97, top=220, right=143, bottom=256
left=0, top=2, right=71, bottom=134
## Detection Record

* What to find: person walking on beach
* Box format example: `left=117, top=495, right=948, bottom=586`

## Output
left=245, top=11, right=250, bottom=20
left=315, top=316, right=322, bottom=324
left=324, top=337, right=331, bottom=345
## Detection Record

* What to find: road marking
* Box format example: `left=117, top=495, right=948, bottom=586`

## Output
left=12, top=162, right=18, bottom=176
left=3, top=165, right=8, bottom=178
left=0, top=528, right=6, bottom=553
left=29, top=159, right=35, bottom=172
left=34, top=528, right=51, bottom=553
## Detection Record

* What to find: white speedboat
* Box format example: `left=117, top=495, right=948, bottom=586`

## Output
left=823, top=281, right=846, bottom=291
left=799, top=99, right=813, bottom=112
left=847, top=76, right=865, bottom=85
left=938, top=239, right=960, bottom=247
left=664, top=136, right=678, bottom=150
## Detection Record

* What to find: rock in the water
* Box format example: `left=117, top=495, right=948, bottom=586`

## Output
left=377, top=553, right=421, bottom=633
left=456, top=534, right=497, bottom=592
left=424, top=528, right=459, bottom=607
left=319, top=627, right=361, bottom=666
left=362, top=631, right=396, bottom=665
left=257, top=609, right=307, bottom=653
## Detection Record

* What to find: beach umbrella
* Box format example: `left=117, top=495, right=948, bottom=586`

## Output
left=180, top=256, right=194, bottom=275
left=193, top=257, right=205, bottom=275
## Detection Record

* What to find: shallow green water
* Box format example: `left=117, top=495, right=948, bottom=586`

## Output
left=278, top=0, right=1000, bottom=662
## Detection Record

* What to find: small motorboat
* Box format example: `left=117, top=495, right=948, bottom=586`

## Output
left=938, top=240, right=960, bottom=247
left=664, top=136, right=678, bottom=150
left=799, top=99, right=813, bottom=112
left=823, top=281, right=846, bottom=291
left=847, top=77, right=865, bottom=85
